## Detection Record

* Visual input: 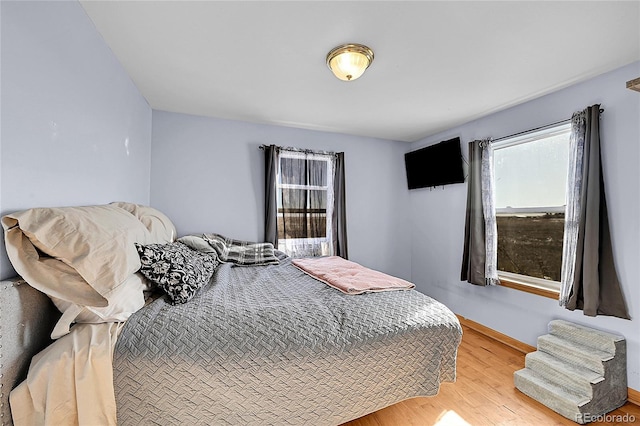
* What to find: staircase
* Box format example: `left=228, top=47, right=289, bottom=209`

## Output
left=514, top=320, right=627, bottom=424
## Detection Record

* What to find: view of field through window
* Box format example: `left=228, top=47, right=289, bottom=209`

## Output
left=496, top=213, right=564, bottom=281
left=494, top=126, right=570, bottom=284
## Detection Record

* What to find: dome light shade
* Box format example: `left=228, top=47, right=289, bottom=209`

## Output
left=326, top=44, right=374, bottom=81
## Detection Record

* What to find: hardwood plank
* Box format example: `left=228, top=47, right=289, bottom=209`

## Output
left=342, top=325, right=639, bottom=425
left=629, top=388, right=640, bottom=407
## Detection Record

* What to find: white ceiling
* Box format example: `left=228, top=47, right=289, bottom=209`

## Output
left=80, top=1, right=640, bottom=142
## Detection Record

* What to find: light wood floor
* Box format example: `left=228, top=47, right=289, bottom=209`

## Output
left=343, top=325, right=640, bottom=425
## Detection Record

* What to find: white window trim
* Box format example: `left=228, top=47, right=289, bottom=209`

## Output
left=492, top=123, right=571, bottom=150
left=496, top=206, right=565, bottom=215
left=493, top=123, right=571, bottom=295
left=498, top=271, right=561, bottom=293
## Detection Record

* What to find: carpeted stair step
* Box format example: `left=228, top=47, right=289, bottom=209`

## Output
left=514, top=368, right=590, bottom=422
left=548, top=320, right=623, bottom=355
left=537, top=334, right=611, bottom=375
left=515, top=320, right=627, bottom=424
left=525, top=350, right=603, bottom=397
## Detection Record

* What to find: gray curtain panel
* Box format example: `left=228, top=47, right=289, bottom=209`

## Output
left=560, top=105, right=630, bottom=319
left=461, top=140, right=487, bottom=286
left=264, top=144, right=278, bottom=246
left=332, top=152, right=349, bottom=259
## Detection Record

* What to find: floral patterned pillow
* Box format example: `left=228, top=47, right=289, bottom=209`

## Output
left=135, top=242, right=219, bottom=305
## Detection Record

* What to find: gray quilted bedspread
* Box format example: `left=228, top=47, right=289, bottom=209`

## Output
left=113, top=254, right=462, bottom=425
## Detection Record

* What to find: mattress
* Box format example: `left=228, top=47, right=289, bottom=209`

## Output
left=113, top=254, right=462, bottom=425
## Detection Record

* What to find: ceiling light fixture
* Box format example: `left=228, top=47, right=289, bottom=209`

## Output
left=326, top=43, right=374, bottom=82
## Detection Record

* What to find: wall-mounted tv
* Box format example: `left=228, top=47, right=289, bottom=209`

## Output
left=405, top=137, right=465, bottom=189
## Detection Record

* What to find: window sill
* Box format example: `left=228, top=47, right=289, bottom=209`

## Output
left=499, top=277, right=560, bottom=300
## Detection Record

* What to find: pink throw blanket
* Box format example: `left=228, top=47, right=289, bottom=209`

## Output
left=292, top=256, right=415, bottom=295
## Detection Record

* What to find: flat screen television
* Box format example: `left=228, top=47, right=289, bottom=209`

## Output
left=405, top=137, right=465, bottom=189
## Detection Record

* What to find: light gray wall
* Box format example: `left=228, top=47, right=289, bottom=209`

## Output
left=0, top=1, right=152, bottom=279
left=150, top=110, right=412, bottom=280
left=408, top=61, right=640, bottom=390
left=2, top=0, right=638, bottom=393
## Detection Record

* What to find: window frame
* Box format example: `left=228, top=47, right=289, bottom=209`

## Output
left=492, top=123, right=571, bottom=298
left=275, top=150, right=334, bottom=253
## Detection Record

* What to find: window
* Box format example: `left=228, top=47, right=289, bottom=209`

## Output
left=276, top=151, right=334, bottom=257
left=493, top=124, right=571, bottom=294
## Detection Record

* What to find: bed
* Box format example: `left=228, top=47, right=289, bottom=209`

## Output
left=0, top=202, right=462, bottom=425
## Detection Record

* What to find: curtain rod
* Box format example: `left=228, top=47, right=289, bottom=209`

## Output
left=258, top=144, right=337, bottom=156
left=491, top=108, right=604, bottom=143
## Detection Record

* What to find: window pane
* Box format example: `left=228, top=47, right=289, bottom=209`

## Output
left=277, top=212, right=327, bottom=239
left=277, top=188, right=327, bottom=239
left=280, top=188, right=306, bottom=210
left=279, top=189, right=326, bottom=211
left=279, top=157, right=328, bottom=186
left=307, top=159, right=327, bottom=186
left=494, top=128, right=569, bottom=283
left=494, top=133, right=569, bottom=209
left=496, top=213, right=564, bottom=281
left=280, top=157, right=306, bottom=185
left=309, top=189, right=327, bottom=210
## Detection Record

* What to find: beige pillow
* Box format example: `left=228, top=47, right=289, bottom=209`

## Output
left=110, top=201, right=176, bottom=243
left=49, top=274, right=148, bottom=338
left=2, top=203, right=176, bottom=338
